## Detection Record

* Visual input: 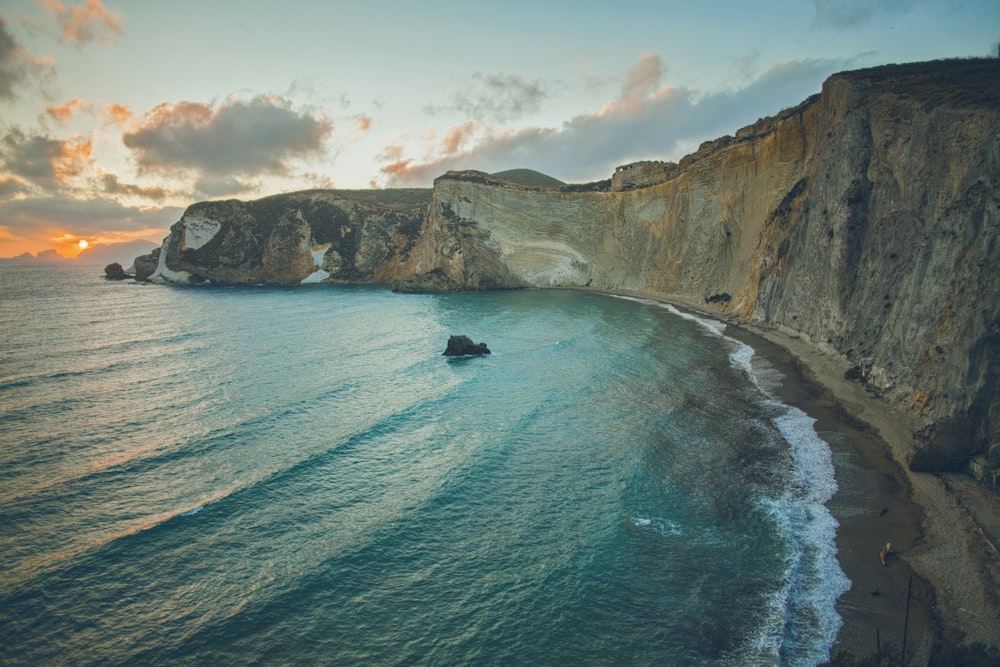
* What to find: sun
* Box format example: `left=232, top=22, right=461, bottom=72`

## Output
left=77, top=239, right=89, bottom=249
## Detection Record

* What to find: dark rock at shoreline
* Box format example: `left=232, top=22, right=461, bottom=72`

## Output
left=133, top=247, right=160, bottom=281
left=393, top=268, right=460, bottom=293
left=104, top=263, right=132, bottom=280
left=443, top=335, right=491, bottom=356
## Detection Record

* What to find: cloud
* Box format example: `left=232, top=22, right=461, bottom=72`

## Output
left=428, top=72, right=549, bottom=123
left=104, top=102, right=132, bottom=127
left=0, top=127, right=93, bottom=191
left=354, top=114, right=371, bottom=132
left=97, top=173, right=171, bottom=202
left=0, top=175, right=30, bottom=200
left=379, top=54, right=857, bottom=186
left=618, top=53, right=668, bottom=116
left=441, top=122, right=480, bottom=154
left=809, top=0, right=919, bottom=29
left=46, top=97, right=88, bottom=121
left=0, top=193, right=180, bottom=239
left=0, top=16, right=53, bottom=100
left=122, top=96, right=333, bottom=188
left=193, top=174, right=260, bottom=198
left=0, top=17, right=22, bottom=99
left=41, top=0, right=124, bottom=45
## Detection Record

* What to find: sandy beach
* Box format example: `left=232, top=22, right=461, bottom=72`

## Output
left=719, top=311, right=1000, bottom=665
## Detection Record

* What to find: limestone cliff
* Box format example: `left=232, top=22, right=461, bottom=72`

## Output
left=145, top=59, right=999, bottom=477
left=148, top=189, right=432, bottom=285
left=419, top=60, right=1000, bottom=478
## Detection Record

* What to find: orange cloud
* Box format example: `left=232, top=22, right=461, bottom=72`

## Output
left=104, top=102, right=132, bottom=127
left=46, top=97, right=87, bottom=121
left=377, top=143, right=405, bottom=163
left=379, top=157, right=415, bottom=177
left=354, top=115, right=371, bottom=132
left=141, top=100, right=214, bottom=126
left=42, top=0, right=124, bottom=45
left=441, top=122, right=479, bottom=154
left=53, top=135, right=92, bottom=180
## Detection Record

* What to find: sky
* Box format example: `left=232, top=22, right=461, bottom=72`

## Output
left=1, top=0, right=997, bottom=258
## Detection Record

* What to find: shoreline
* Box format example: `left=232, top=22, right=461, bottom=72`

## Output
left=724, top=318, right=1000, bottom=652
left=720, top=324, right=938, bottom=664
left=577, top=287, right=999, bottom=664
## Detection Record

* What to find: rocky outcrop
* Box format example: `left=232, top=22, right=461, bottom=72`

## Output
left=442, top=335, right=491, bottom=356
left=133, top=247, right=160, bottom=282
left=104, top=263, right=131, bottom=280
left=139, top=59, right=999, bottom=478
left=146, top=189, right=434, bottom=285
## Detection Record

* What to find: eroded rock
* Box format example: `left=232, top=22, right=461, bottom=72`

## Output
left=104, top=263, right=131, bottom=280
left=442, top=335, right=491, bottom=356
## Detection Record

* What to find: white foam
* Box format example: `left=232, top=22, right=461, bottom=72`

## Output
left=729, top=341, right=756, bottom=376
left=613, top=293, right=849, bottom=663
left=613, top=295, right=729, bottom=337
left=774, top=407, right=839, bottom=504
left=630, top=515, right=681, bottom=536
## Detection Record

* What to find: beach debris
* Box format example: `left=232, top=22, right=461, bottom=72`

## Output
left=879, top=542, right=894, bottom=566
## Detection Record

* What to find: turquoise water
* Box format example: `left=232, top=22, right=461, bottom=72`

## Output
left=0, top=262, right=847, bottom=665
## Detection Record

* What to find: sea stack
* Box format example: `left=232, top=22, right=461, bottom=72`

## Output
left=442, top=335, right=491, bottom=356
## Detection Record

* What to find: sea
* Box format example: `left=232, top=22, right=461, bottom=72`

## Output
left=0, top=261, right=850, bottom=666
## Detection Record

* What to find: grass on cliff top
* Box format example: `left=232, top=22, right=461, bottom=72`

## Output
left=491, top=169, right=565, bottom=187
left=840, top=57, right=1000, bottom=110
left=284, top=188, right=432, bottom=208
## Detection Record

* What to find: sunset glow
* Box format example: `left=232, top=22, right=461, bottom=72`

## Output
left=1, top=1, right=998, bottom=259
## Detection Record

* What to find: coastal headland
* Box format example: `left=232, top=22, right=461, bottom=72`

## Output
left=132, top=58, right=1000, bottom=661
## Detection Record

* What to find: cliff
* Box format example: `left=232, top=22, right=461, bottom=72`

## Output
left=144, top=59, right=999, bottom=478
left=146, top=189, right=432, bottom=285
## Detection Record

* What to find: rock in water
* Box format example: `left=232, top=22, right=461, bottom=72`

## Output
left=133, top=247, right=160, bottom=282
left=104, top=263, right=130, bottom=280
left=442, top=335, right=491, bottom=356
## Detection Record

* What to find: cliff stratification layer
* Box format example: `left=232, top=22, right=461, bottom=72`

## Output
left=146, top=59, right=999, bottom=479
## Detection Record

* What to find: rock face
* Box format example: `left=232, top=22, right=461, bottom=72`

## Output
left=139, top=59, right=1000, bottom=479
left=442, top=335, right=491, bottom=356
left=133, top=247, right=160, bottom=282
left=422, top=60, right=1000, bottom=478
left=146, top=189, right=435, bottom=285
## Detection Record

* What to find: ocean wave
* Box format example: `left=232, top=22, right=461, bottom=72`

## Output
left=630, top=515, right=682, bottom=536
left=617, top=295, right=849, bottom=665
